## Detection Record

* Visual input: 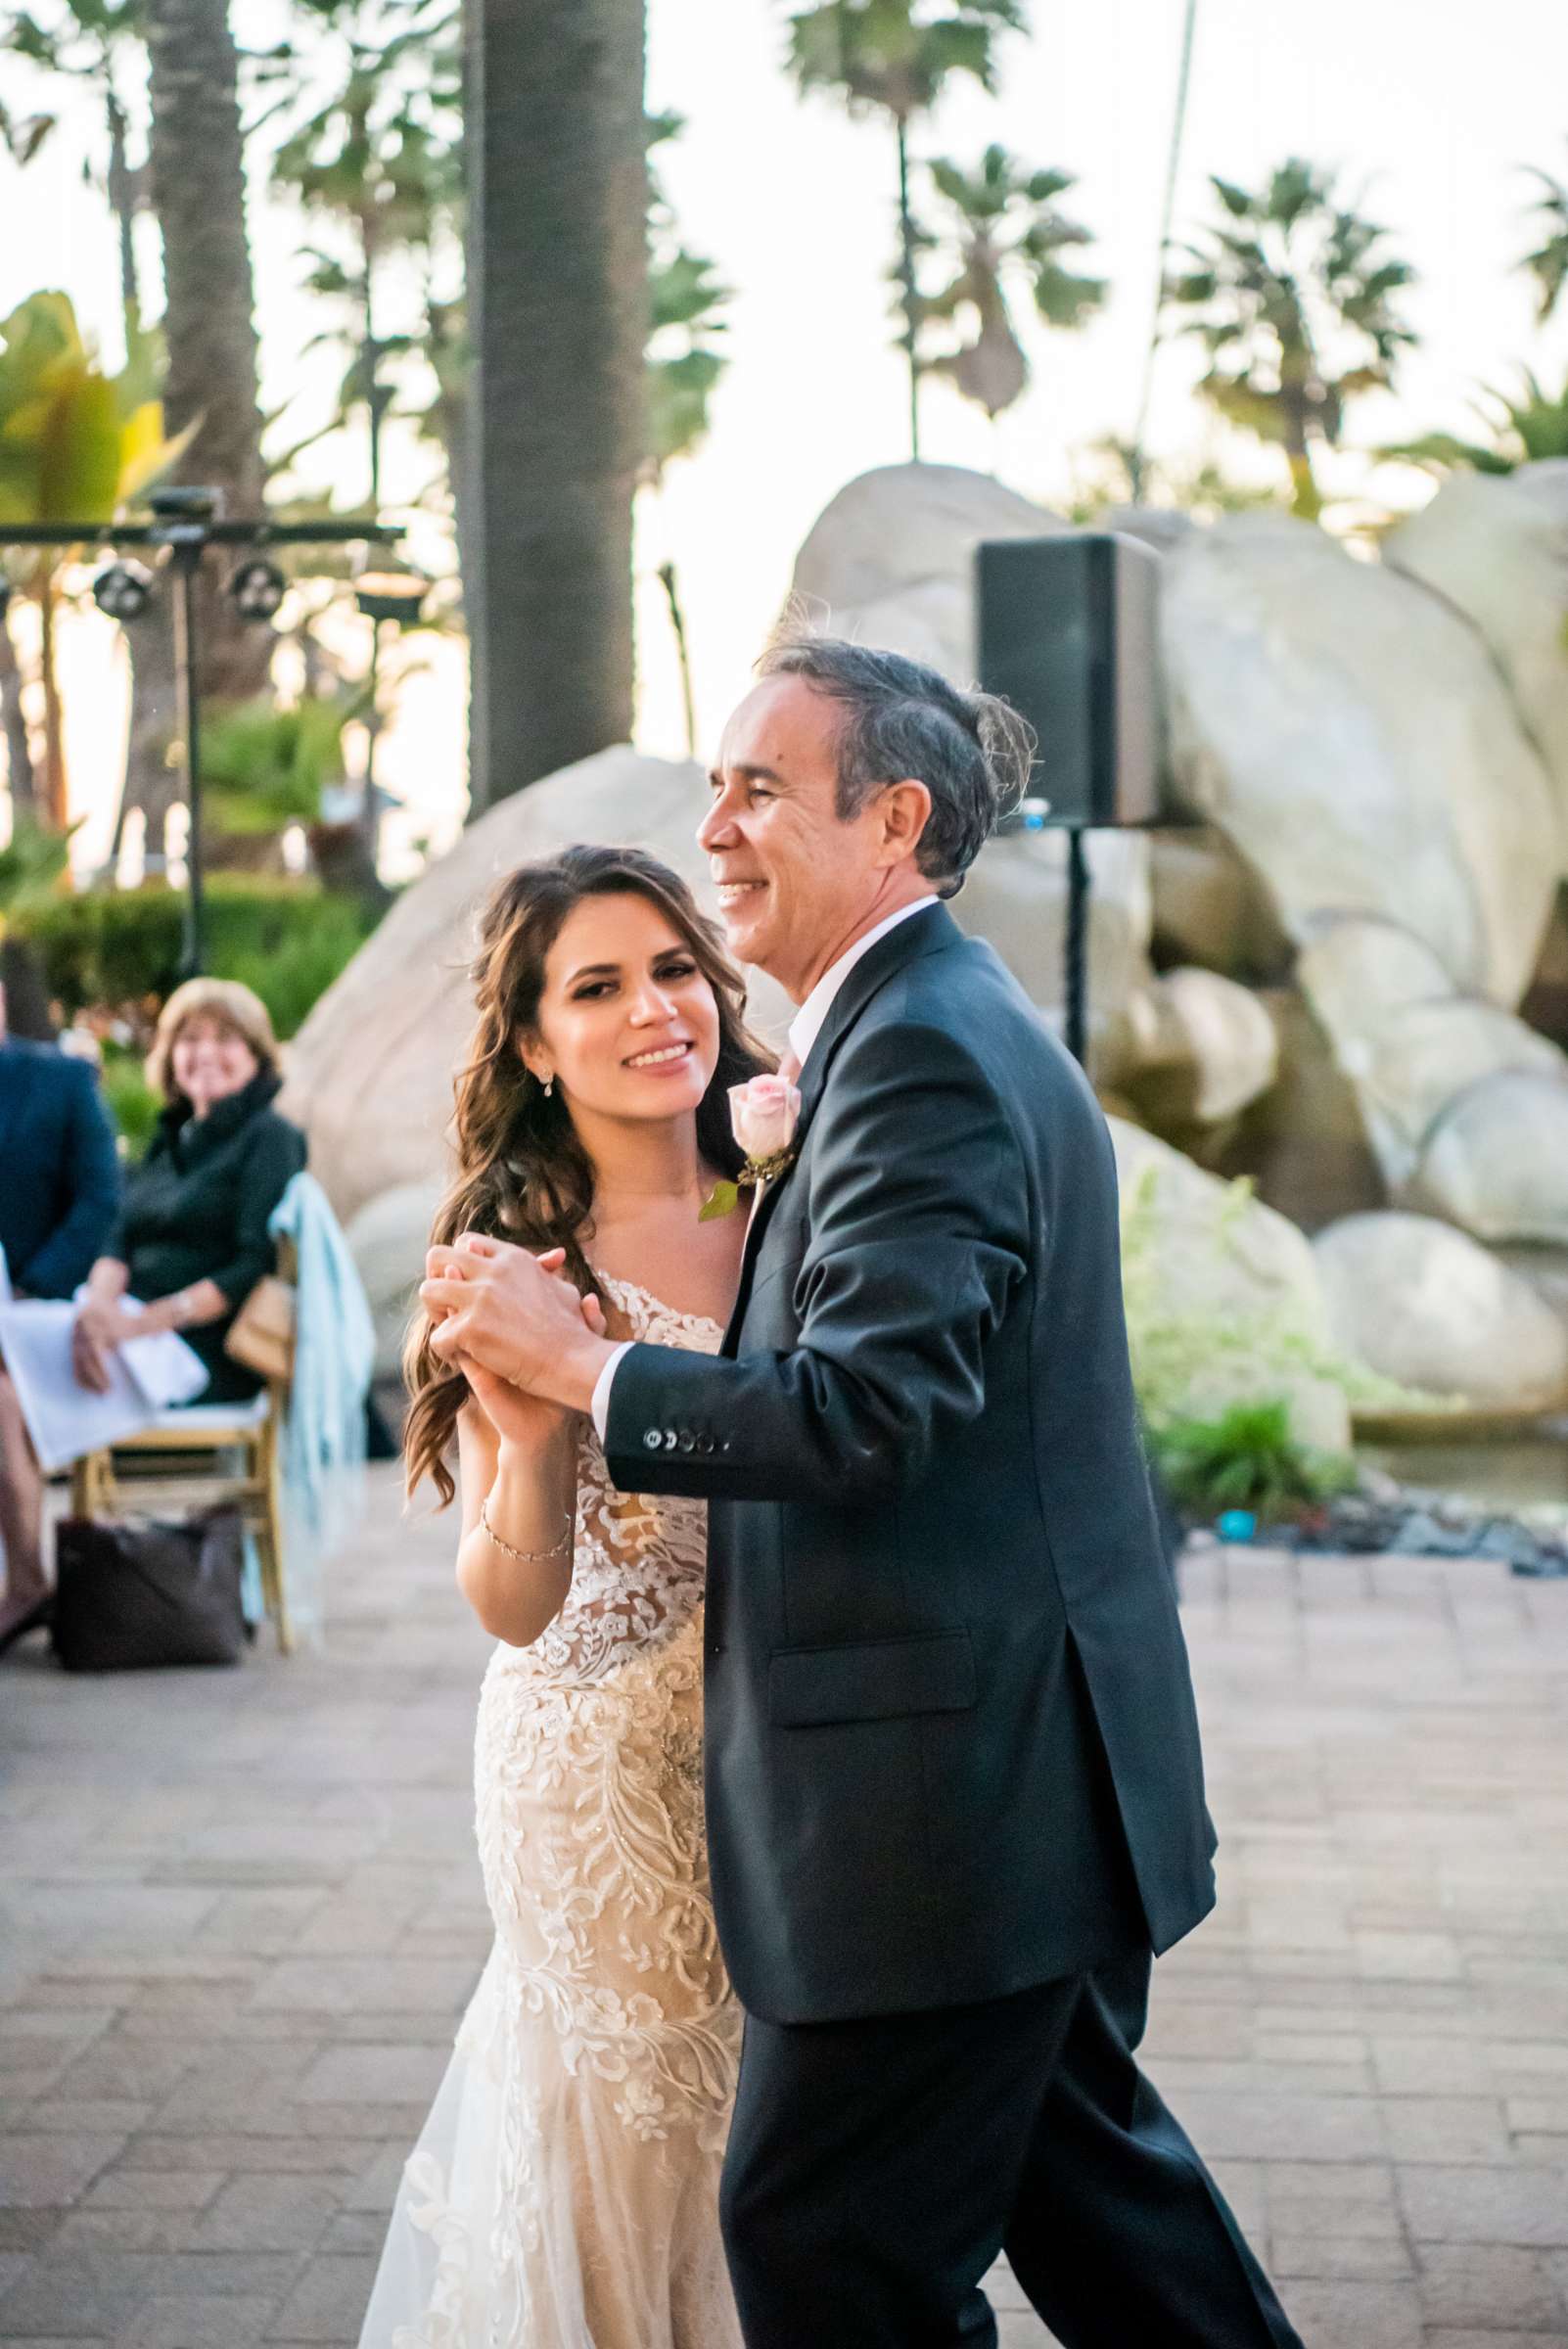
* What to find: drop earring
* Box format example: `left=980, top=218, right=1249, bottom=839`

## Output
left=542, top=1074, right=555, bottom=1099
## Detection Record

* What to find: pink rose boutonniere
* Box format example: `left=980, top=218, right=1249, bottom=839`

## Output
left=700, top=1072, right=803, bottom=1221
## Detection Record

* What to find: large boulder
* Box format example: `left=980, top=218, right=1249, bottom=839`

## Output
left=1147, top=824, right=1291, bottom=979
left=1115, top=965, right=1278, bottom=1133
left=1109, top=1116, right=1353, bottom=1451
left=283, top=745, right=797, bottom=1223
left=1314, top=1211, right=1568, bottom=1411
left=1386, top=461, right=1568, bottom=856
left=1413, top=1068, right=1568, bottom=1244
left=790, top=462, right=1063, bottom=674
left=1160, top=513, right=1561, bottom=1003
left=1295, top=917, right=1566, bottom=1191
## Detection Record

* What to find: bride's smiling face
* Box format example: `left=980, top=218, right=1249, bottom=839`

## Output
left=523, top=891, right=721, bottom=1125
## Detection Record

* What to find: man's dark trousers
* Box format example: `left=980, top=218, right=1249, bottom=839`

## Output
left=720, top=1956, right=1303, bottom=2348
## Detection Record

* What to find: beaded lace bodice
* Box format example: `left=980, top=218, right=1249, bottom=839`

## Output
left=486, top=1272, right=721, bottom=1687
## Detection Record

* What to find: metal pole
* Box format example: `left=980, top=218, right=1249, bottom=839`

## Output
left=896, top=117, right=921, bottom=463
left=1128, top=0, right=1199, bottom=500
left=170, top=543, right=206, bottom=978
left=657, top=562, right=697, bottom=760
left=1064, top=825, right=1090, bottom=1067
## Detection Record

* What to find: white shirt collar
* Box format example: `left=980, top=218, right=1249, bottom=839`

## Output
left=786, top=897, right=941, bottom=1075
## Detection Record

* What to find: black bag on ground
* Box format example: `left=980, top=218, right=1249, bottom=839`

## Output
left=53, top=1505, right=248, bottom=1672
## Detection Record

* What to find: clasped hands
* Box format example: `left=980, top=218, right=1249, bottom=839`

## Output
left=420, top=1235, right=619, bottom=1420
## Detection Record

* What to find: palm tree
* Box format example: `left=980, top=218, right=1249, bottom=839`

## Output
left=1382, top=367, right=1568, bottom=477
left=780, top=0, right=1026, bottom=458
left=643, top=112, right=729, bottom=483
left=1522, top=149, right=1568, bottom=325
left=918, top=143, right=1102, bottom=420
left=141, top=0, right=269, bottom=703
left=266, top=0, right=461, bottom=508
left=464, top=0, right=647, bottom=811
left=0, top=0, right=147, bottom=316
left=1165, top=159, right=1417, bottom=520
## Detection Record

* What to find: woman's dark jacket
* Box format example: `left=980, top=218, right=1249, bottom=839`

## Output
left=110, top=1068, right=306, bottom=1402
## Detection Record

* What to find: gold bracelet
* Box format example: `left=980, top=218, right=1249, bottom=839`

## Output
left=480, top=1497, right=575, bottom=1565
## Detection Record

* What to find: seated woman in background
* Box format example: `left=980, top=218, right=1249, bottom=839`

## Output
left=71, top=979, right=306, bottom=1403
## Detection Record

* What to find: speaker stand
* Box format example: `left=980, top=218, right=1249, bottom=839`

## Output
left=1064, top=825, right=1091, bottom=1068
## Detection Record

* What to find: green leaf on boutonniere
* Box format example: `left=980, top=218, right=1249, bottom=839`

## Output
left=699, top=1178, right=742, bottom=1222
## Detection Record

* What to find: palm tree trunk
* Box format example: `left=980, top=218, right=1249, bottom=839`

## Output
left=37, top=573, right=68, bottom=829
left=896, top=115, right=922, bottom=462
left=105, top=86, right=141, bottom=316
left=1283, top=401, right=1321, bottom=520
left=142, top=0, right=270, bottom=708
left=0, top=606, right=37, bottom=812
left=114, top=608, right=181, bottom=871
left=465, top=0, right=647, bottom=813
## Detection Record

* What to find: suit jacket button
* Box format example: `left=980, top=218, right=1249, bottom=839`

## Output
left=643, top=1430, right=662, bottom=1451
left=719, top=1438, right=732, bottom=1453
left=677, top=1430, right=696, bottom=1452
left=698, top=1435, right=715, bottom=1453
left=663, top=1429, right=678, bottom=1451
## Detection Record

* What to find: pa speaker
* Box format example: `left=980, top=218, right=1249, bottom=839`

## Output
left=974, top=531, right=1162, bottom=827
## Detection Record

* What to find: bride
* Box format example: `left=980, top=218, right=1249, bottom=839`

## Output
left=359, top=845, right=768, bottom=2349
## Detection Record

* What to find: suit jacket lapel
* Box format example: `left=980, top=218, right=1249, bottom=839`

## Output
left=720, top=903, right=962, bottom=1357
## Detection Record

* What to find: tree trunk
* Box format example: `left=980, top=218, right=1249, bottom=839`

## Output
left=114, top=604, right=182, bottom=871
left=0, top=607, right=37, bottom=813
left=142, top=0, right=271, bottom=708
left=465, top=0, right=647, bottom=813
left=37, top=574, right=68, bottom=828
left=106, top=87, right=142, bottom=316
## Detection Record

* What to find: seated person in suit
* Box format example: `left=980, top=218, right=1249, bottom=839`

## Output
left=70, top=979, right=306, bottom=1410
left=0, top=964, right=122, bottom=1652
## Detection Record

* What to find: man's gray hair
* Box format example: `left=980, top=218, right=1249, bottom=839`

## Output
left=757, top=633, right=1034, bottom=897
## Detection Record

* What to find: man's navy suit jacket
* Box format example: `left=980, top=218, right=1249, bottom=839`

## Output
left=606, top=903, right=1216, bottom=2026
left=0, top=1037, right=121, bottom=1298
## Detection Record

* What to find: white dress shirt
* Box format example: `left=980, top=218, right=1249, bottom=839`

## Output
left=589, top=896, right=939, bottom=1442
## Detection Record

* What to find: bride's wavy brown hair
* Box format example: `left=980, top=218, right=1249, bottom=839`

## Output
left=403, top=844, right=773, bottom=1504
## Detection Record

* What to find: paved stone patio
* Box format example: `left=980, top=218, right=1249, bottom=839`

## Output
left=2, top=1467, right=1567, bottom=2345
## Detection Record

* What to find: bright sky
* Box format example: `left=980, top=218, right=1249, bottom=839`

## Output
left=6, top=0, right=1568, bottom=866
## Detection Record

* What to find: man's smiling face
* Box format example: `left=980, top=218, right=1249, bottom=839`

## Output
left=699, top=672, right=900, bottom=1002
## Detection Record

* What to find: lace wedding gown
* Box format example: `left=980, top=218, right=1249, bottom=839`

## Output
left=359, top=1278, right=744, bottom=2349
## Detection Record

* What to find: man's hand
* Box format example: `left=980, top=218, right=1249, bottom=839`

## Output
left=420, top=1236, right=618, bottom=1416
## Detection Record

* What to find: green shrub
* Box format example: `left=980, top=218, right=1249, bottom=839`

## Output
left=12, top=877, right=380, bottom=1039
left=1151, top=1401, right=1356, bottom=1519
left=201, top=695, right=356, bottom=836
left=99, top=1043, right=161, bottom=1160
left=1118, top=1161, right=1410, bottom=1441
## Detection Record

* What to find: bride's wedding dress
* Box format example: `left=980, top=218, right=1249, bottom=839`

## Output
left=358, top=1278, right=743, bottom=2349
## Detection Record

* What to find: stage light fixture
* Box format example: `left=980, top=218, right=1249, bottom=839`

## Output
left=92, top=560, right=155, bottom=622
left=227, top=557, right=287, bottom=622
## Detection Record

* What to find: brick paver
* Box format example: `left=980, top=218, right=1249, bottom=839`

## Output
left=3, top=1471, right=1567, bottom=2343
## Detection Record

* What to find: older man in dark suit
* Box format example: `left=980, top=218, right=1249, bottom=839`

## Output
left=0, top=973, right=121, bottom=1651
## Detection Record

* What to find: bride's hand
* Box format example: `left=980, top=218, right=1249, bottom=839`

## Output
left=462, top=1358, right=574, bottom=1453
left=459, top=1280, right=609, bottom=1453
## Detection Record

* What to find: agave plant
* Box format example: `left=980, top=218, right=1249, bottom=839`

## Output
left=919, top=143, right=1103, bottom=420
left=1381, top=367, right=1568, bottom=477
